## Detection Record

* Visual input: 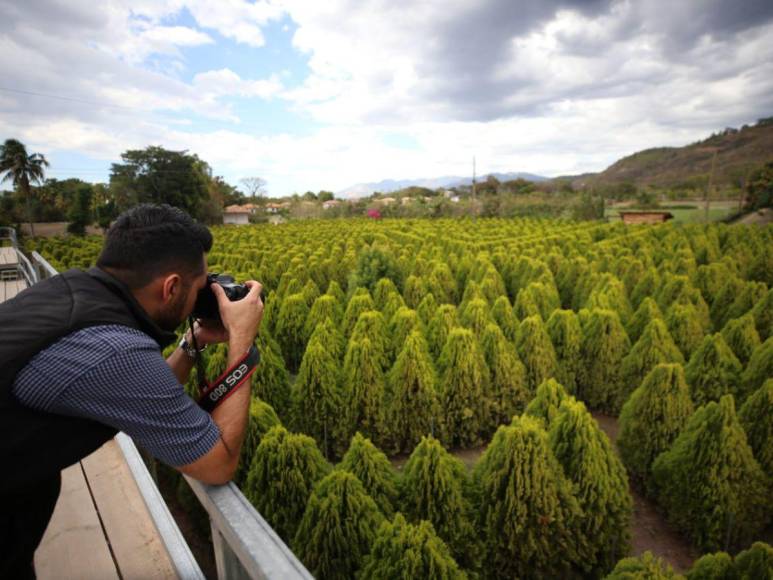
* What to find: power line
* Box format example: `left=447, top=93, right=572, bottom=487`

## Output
left=0, top=86, right=155, bottom=112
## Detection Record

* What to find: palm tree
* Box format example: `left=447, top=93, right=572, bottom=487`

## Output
left=0, top=139, right=49, bottom=236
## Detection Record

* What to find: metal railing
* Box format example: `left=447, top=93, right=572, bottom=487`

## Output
left=28, top=251, right=312, bottom=579
left=0, top=227, right=38, bottom=286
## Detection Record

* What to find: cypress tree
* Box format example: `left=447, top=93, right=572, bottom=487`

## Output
left=738, top=379, right=773, bottom=477
left=695, top=262, right=732, bottom=307
left=416, top=292, right=438, bottom=327
left=382, top=291, right=407, bottom=323
left=606, top=552, right=682, bottom=579
left=234, top=399, right=281, bottom=487
left=617, top=364, right=694, bottom=484
left=292, top=336, right=342, bottom=457
left=651, top=395, right=770, bottom=552
left=546, top=309, right=583, bottom=394
left=473, top=417, right=584, bottom=579
left=338, top=433, right=398, bottom=518
left=513, top=285, right=541, bottom=320
left=548, top=399, right=633, bottom=576
left=343, top=292, right=376, bottom=337
left=723, top=281, right=767, bottom=328
left=341, top=337, right=386, bottom=446
left=491, top=295, right=518, bottom=342
left=307, top=316, right=345, bottom=362
left=251, top=331, right=292, bottom=420
left=686, top=551, right=733, bottom=580
left=621, top=318, right=684, bottom=405
left=630, top=268, right=661, bottom=309
left=585, top=274, right=633, bottom=327
left=710, top=278, right=745, bottom=330
left=374, top=277, right=400, bottom=310
left=350, top=310, right=390, bottom=371
left=292, top=470, right=383, bottom=580
left=403, top=275, right=427, bottom=309
left=438, top=327, right=490, bottom=447
left=399, top=436, right=479, bottom=571
left=326, top=279, right=345, bottom=304
left=386, top=330, right=440, bottom=453
left=524, top=377, right=571, bottom=427
left=359, top=514, right=465, bottom=580
left=516, top=315, right=559, bottom=395
left=750, top=287, right=772, bottom=340
left=740, top=337, right=773, bottom=402
left=304, top=294, right=343, bottom=339
left=480, top=323, right=528, bottom=427
left=667, top=303, right=706, bottom=359
left=720, top=313, right=760, bottom=365
left=427, top=261, right=458, bottom=304
left=684, top=334, right=742, bottom=406
left=301, top=278, right=320, bottom=308
left=245, top=426, right=331, bottom=541
left=387, top=307, right=420, bottom=363
left=578, top=309, right=630, bottom=413
left=426, top=304, right=458, bottom=360
left=275, top=292, right=310, bottom=372
left=460, top=298, right=492, bottom=338
left=732, top=542, right=773, bottom=579
left=205, top=343, right=228, bottom=378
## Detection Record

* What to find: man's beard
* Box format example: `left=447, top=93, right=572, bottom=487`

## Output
left=156, top=287, right=190, bottom=332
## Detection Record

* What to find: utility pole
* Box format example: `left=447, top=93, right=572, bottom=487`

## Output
left=472, top=155, right=477, bottom=220
left=705, top=149, right=718, bottom=223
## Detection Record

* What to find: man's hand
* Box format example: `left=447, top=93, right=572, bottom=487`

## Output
left=211, top=280, right=264, bottom=357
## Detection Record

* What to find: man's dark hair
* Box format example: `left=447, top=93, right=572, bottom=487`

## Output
left=97, top=204, right=213, bottom=289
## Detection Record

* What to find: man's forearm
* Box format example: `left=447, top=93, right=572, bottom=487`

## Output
left=210, top=337, right=254, bottom=459
left=167, top=346, right=195, bottom=384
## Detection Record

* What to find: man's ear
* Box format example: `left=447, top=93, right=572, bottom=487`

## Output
left=161, top=273, right=182, bottom=304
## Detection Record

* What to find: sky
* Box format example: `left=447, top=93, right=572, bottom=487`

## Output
left=1, top=0, right=772, bottom=197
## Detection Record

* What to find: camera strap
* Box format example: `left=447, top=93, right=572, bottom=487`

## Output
left=197, top=345, right=260, bottom=413
left=187, top=317, right=260, bottom=413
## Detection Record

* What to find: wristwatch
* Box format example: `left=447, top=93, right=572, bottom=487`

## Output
left=179, top=333, right=207, bottom=359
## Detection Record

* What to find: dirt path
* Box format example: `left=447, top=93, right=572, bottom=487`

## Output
left=591, top=411, right=698, bottom=572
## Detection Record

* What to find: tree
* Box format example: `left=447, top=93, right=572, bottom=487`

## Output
left=341, top=337, right=387, bottom=445
left=386, top=330, right=440, bottom=453
left=666, top=303, right=705, bottom=359
left=349, top=247, right=401, bottom=295
left=711, top=278, right=745, bottom=330
left=617, top=364, right=694, bottom=485
left=292, top=470, right=383, bottom=580
left=652, top=395, right=770, bottom=552
left=275, top=293, right=310, bottom=373
left=473, top=417, right=584, bottom=579
left=750, top=288, right=772, bottom=340
left=524, top=378, right=571, bottom=428
left=738, top=379, right=773, bottom=477
left=437, top=328, right=490, bottom=447
left=480, top=323, right=528, bottom=427
left=109, top=146, right=209, bottom=219
left=686, top=551, right=733, bottom=580
left=548, top=399, right=632, bottom=576
left=684, top=334, right=742, bottom=406
left=720, top=313, right=761, bottom=365
left=402, top=275, right=426, bottom=309
left=491, top=295, right=518, bottom=341
left=358, top=514, right=466, bottom=580
left=460, top=298, right=493, bottom=338
left=342, top=292, right=376, bottom=337
left=350, top=310, right=390, bottom=371
left=387, top=307, right=420, bottom=363
left=250, top=331, right=291, bottom=421
left=305, top=294, right=343, bottom=341
left=546, top=309, right=583, bottom=394
left=399, top=436, right=479, bottom=571
left=621, top=318, right=683, bottom=405
left=426, top=304, right=458, bottom=360
left=338, top=433, right=398, bottom=518
left=606, top=552, right=682, bottom=579
left=416, top=293, right=438, bottom=327
left=66, top=184, right=93, bottom=235
left=515, top=315, right=558, bottom=395
left=687, top=542, right=773, bottom=579
left=292, top=335, right=342, bottom=458
left=0, top=138, right=49, bottom=236
left=244, top=426, right=331, bottom=541
left=744, top=160, right=773, bottom=210
left=740, top=337, right=773, bottom=402
left=234, top=398, right=281, bottom=487
left=578, top=309, right=630, bottom=413
left=240, top=176, right=266, bottom=201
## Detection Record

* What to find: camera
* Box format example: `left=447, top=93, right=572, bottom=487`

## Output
left=192, top=273, right=249, bottom=320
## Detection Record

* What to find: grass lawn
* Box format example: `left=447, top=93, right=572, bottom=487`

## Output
left=605, top=205, right=738, bottom=223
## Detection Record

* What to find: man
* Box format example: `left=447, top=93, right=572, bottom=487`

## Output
left=0, top=204, right=263, bottom=578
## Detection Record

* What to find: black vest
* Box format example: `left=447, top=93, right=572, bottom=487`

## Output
left=0, top=267, right=176, bottom=495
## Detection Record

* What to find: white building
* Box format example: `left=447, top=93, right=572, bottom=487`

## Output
left=223, top=205, right=250, bottom=225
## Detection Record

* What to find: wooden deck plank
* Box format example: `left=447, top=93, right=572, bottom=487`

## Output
left=0, top=246, right=17, bottom=266
left=81, top=440, right=178, bottom=579
left=0, top=279, right=27, bottom=302
left=35, top=463, right=120, bottom=580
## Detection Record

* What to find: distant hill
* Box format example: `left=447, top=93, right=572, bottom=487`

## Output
left=571, top=118, right=773, bottom=191
left=337, top=172, right=548, bottom=199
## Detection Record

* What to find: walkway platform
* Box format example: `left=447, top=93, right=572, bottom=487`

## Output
left=34, top=440, right=180, bottom=579
left=1, top=279, right=26, bottom=301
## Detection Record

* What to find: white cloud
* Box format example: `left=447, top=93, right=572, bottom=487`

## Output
left=193, top=69, right=283, bottom=99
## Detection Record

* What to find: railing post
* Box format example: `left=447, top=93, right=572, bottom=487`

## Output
left=211, top=523, right=253, bottom=580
